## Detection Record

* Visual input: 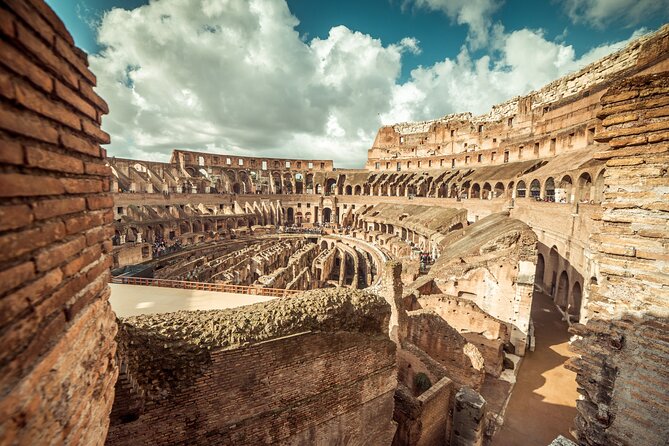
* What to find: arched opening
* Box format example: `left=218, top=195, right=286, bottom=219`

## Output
left=536, top=253, right=545, bottom=288
left=516, top=180, right=527, bottom=198
left=577, top=172, right=593, bottom=203
left=571, top=282, right=582, bottom=320
left=232, top=183, right=241, bottom=194
left=470, top=183, right=481, bottom=199
left=286, top=207, right=294, bottom=225
left=549, top=246, right=559, bottom=295
left=315, top=184, right=322, bottom=194
left=545, top=177, right=555, bottom=202
left=322, top=207, right=332, bottom=223
left=558, top=175, right=573, bottom=203
left=192, top=221, right=202, bottom=233
left=354, top=185, right=362, bottom=195
left=556, top=271, right=569, bottom=308
left=530, top=179, right=541, bottom=199
left=593, top=169, right=606, bottom=203
left=295, top=173, right=304, bottom=194
left=345, top=185, right=352, bottom=195
left=493, top=182, right=504, bottom=198
left=482, top=182, right=492, bottom=199
left=325, top=179, right=336, bottom=195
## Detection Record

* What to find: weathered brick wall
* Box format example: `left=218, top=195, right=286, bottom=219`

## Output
left=106, top=288, right=397, bottom=445
left=567, top=72, right=669, bottom=445
left=0, top=1, right=117, bottom=444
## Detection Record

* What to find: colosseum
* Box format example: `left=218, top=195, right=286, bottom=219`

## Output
left=0, top=2, right=667, bottom=446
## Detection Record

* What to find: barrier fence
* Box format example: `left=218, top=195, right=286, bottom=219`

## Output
left=110, top=276, right=300, bottom=297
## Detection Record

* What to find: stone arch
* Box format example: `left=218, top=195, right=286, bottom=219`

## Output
left=549, top=246, right=559, bottom=295
left=530, top=179, right=541, bottom=199
left=322, top=207, right=332, bottom=223
left=315, top=184, right=322, bottom=194
left=556, top=270, right=569, bottom=308
left=354, top=185, right=362, bottom=195
left=482, top=182, right=492, bottom=199
left=192, top=220, right=203, bottom=233
left=286, top=207, right=295, bottom=224
left=516, top=180, right=527, bottom=198
left=326, top=178, right=337, bottom=195
left=493, top=182, right=504, bottom=198
left=232, top=183, right=241, bottom=194
left=593, top=169, right=606, bottom=203
left=536, top=253, right=545, bottom=287
left=558, top=175, right=573, bottom=203
left=577, top=172, right=593, bottom=202
left=545, top=177, right=555, bottom=202
left=470, top=183, right=481, bottom=199
left=571, top=281, right=582, bottom=320
left=345, top=185, right=352, bottom=195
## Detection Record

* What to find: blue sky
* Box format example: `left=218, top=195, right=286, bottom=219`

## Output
left=44, top=0, right=669, bottom=167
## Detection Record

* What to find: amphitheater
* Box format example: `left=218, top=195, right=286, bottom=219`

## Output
left=0, top=2, right=667, bottom=446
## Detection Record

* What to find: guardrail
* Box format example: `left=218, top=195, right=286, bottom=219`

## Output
left=111, top=276, right=300, bottom=297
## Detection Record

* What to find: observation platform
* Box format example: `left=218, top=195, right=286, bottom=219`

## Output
left=110, top=283, right=277, bottom=317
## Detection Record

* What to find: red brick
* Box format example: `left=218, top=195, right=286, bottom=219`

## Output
left=0, top=204, right=33, bottom=231
left=0, top=173, right=65, bottom=197
left=81, top=118, right=111, bottom=143
left=25, top=0, right=74, bottom=45
left=35, top=235, right=86, bottom=272
left=0, top=41, right=52, bottom=93
left=1, top=267, right=63, bottom=328
left=36, top=274, right=88, bottom=321
left=54, top=80, right=96, bottom=120
left=16, top=22, right=78, bottom=89
left=85, top=226, right=108, bottom=246
left=85, top=256, right=112, bottom=282
left=55, top=37, right=96, bottom=86
left=84, top=161, right=111, bottom=177
left=63, top=213, right=92, bottom=235
left=59, top=131, right=100, bottom=157
left=79, top=82, right=108, bottom=115
left=14, top=80, right=82, bottom=131
left=0, top=221, right=65, bottom=263
left=0, top=102, right=59, bottom=144
left=61, top=245, right=101, bottom=277
left=0, top=261, right=35, bottom=296
left=65, top=273, right=108, bottom=322
left=26, top=145, right=85, bottom=174
left=86, top=195, right=113, bottom=211
left=4, top=0, right=55, bottom=45
left=0, top=66, right=16, bottom=100
left=32, top=197, right=86, bottom=220
left=60, top=178, right=103, bottom=194
left=0, top=138, right=24, bottom=165
left=0, top=8, right=16, bottom=38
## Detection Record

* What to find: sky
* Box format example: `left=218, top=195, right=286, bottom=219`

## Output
left=46, top=0, right=669, bottom=168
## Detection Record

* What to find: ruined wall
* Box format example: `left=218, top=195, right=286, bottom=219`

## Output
left=567, top=72, right=669, bottom=445
left=0, top=1, right=117, bottom=444
left=106, top=288, right=397, bottom=445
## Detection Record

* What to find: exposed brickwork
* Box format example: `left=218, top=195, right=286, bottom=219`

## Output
left=0, top=1, right=116, bottom=445
left=567, top=72, right=669, bottom=445
left=106, top=289, right=397, bottom=445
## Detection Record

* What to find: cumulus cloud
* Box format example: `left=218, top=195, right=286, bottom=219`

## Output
left=91, top=0, right=646, bottom=168
left=561, top=0, right=669, bottom=28
left=403, top=0, right=503, bottom=49
left=381, top=27, right=643, bottom=123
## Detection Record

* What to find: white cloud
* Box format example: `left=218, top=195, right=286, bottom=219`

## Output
left=562, top=0, right=669, bottom=28
left=404, top=0, right=503, bottom=49
left=91, top=0, right=647, bottom=168
left=381, top=27, right=643, bottom=123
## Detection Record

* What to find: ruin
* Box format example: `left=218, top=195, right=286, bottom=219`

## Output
left=0, top=1, right=667, bottom=445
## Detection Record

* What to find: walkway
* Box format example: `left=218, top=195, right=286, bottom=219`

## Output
left=109, top=284, right=276, bottom=317
left=493, top=291, right=578, bottom=445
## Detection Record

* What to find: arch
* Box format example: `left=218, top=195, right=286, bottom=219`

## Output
left=232, top=183, right=241, bottom=194
left=556, top=270, right=569, bottom=308
left=577, top=172, right=593, bottom=202
left=470, top=183, right=481, bottom=199
left=530, top=179, right=541, bottom=199
left=286, top=207, right=295, bottom=224
left=482, top=182, right=492, bottom=199
left=549, top=246, right=559, bottom=295
left=322, top=207, right=332, bottom=223
left=354, top=185, right=362, bottom=195
left=305, top=173, right=314, bottom=193
left=192, top=220, right=202, bottom=233
left=558, top=175, right=573, bottom=203
left=545, top=177, right=555, bottom=202
left=593, top=169, right=606, bottom=203
left=320, top=240, right=328, bottom=250
left=571, top=281, right=582, bottom=320
left=315, top=184, right=322, bottom=194
left=516, top=180, right=527, bottom=198
left=536, top=253, right=545, bottom=288
left=345, top=185, right=352, bottom=195
left=325, top=178, right=337, bottom=195
left=493, top=182, right=504, bottom=198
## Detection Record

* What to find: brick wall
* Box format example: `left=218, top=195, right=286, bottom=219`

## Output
left=0, top=1, right=117, bottom=445
left=567, top=72, right=669, bottom=445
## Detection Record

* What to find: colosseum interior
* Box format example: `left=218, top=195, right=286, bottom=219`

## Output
left=0, top=2, right=667, bottom=446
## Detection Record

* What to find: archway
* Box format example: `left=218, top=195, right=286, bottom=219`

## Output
left=516, top=180, right=527, bottom=198
left=325, top=179, right=336, bottom=195
left=558, top=175, right=573, bottom=203
left=354, top=185, right=362, bottom=195
left=536, top=253, right=545, bottom=288
left=232, top=183, right=241, bottom=194
left=530, top=179, right=541, bottom=199
left=482, top=182, right=492, bottom=199
left=571, top=282, right=582, bottom=320
left=577, top=172, right=593, bottom=202
left=286, top=207, right=294, bottom=224
left=471, top=183, right=481, bottom=199
left=549, top=246, right=559, bottom=295
left=493, top=182, right=504, bottom=198
left=322, top=207, right=332, bottom=223
left=556, top=271, right=569, bottom=308
left=345, top=185, right=352, bottom=195
left=593, top=169, right=606, bottom=203
left=545, top=177, right=555, bottom=202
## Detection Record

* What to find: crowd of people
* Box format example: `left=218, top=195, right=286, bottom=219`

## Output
left=152, top=237, right=182, bottom=258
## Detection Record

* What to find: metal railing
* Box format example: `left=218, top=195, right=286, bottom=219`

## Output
left=111, top=276, right=300, bottom=297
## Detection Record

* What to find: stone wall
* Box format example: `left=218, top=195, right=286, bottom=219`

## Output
left=567, top=72, right=669, bottom=445
left=0, top=1, right=117, bottom=444
left=106, top=288, right=397, bottom=445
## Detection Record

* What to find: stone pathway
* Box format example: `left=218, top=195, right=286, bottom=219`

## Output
left=493, top=292, right=578, bottom=445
